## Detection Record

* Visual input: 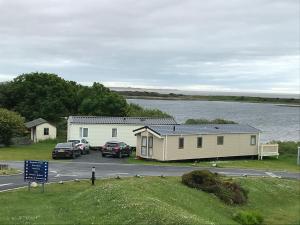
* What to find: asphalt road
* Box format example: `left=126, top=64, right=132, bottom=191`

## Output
left=1, top=159, right=299, bottom=192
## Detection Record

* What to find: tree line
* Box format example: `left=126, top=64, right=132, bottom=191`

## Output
left=0, top=72, right=171, bottom=145
left=0, top=72, right=171, bottom=123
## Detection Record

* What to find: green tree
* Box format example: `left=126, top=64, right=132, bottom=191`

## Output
left=0, top=72, right=78, bottom=122
left=185, top=118, right=237, bottom=124
left=127, top=103, right=171, bottom=118
left=0, top=108, right=26, bottom=146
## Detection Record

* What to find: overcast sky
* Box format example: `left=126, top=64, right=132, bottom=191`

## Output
left=0, top=0, right=299, bottom=93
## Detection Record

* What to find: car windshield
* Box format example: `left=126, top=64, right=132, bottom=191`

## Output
left=106, top=142, right=119, bottom=147
left=56, top=143, right=72, bottom=148
left=68, top=140, right=80, bottom=144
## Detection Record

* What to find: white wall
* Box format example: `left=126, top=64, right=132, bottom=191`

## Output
left=33, top=123, right=57, bottom=142
left=68, top=124, right=143, bottom=147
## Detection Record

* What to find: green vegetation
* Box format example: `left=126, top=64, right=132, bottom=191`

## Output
left=182, top=170, right=248, bottom=205
left=128, top=141, right=300, bottom=172
left=233, top=210, right=264, bottom=225
left=0, top=140, right=56, bottom=161
left=0, top=168, right=20, bottom=175
left=0, top=73, right=170, bottom=124
left=0, top=108, right=26, bottom=146
left=185, top=118, right=237, bottom=124
left=0, top=177, right=299, bottom=225
left=127, top=103, right=171, bottom=118
left=117, top=90, right=300, bottom=105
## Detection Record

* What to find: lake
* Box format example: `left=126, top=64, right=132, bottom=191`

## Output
left=127, top=99, right=300, bottom=142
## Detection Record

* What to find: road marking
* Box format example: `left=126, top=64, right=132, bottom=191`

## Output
left=107, top=173, right=130, bottom=176
left=265, top=172, right=281, bottom=178
left=0, top=183, right=13, bottom=187
left=50, top=170, right=58, bottom=173
left=54, top=174, right=78, bottom=177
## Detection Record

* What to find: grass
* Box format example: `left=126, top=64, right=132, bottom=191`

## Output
left=127, top=154, right=300, bottom=172
left=0, top=168, right=20, bottom=175
left=0, top=140, right=57, bottom=161
left=0, top=177, right=299, bottom=225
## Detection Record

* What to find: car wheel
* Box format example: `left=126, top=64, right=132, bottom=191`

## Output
left=118, top=151, right=122, bottom=158
left=102, top=153, right=106, bottom=157
left=52, top=156, right=56, bottom=160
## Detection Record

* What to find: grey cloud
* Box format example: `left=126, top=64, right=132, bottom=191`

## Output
left=0, top=0, right=299, bottom=93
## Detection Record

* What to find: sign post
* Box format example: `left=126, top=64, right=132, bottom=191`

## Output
left=297, top=147, right=300, bottom=166
left=24, top=160, right=48, bottom=192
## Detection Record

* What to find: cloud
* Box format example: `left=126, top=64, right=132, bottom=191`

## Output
left=0, top=0, right=299, bottom=94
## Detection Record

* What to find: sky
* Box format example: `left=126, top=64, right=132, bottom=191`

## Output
left=0, top=0, right=299, bottom=94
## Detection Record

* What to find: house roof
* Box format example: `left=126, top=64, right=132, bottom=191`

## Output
left=25, top=118, right=48, bottom=128
left=134, top=124, right=260, bottom=136
left=68, top=116, right=177, bottom=125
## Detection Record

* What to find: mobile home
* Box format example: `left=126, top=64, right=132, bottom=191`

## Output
left=67, top=116, right=177, bottom=148
left=134, top=124, right=264, bottom=161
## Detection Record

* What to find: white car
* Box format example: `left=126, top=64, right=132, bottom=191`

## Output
left=68, top=139, right=90, bottom=155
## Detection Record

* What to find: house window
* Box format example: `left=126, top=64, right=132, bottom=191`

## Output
left=179, top=137, right=184, bottom=149
left=197, top=137, right=202, bottom=148
left=217, top=136, right=224, bottom=145
left=141, top=136, right=147, bottom=156
left=112, top=128, right=117, bottom=137
left=250, top=135, right=256, bottom=145
left=80, top=127, right=88, bottom=138
left=44, top=128, right=49, bottom=135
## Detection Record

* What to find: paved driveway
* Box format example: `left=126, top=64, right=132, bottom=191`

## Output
left=71, top=150, right=128, bottom=163
left=1, top=160, right=299, bottom=192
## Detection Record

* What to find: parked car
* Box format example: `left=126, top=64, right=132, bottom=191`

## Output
left=68, top=139, right=90, bottom=155
left=101, top=141, right=131, bottom=158
left=52, top=142, right=81, bottom=159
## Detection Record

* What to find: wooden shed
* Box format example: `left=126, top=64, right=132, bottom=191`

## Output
left=25, top=118, right=57, bottom=143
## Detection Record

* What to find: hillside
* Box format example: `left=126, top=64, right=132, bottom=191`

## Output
left=1, top=177, right=299, bottom=225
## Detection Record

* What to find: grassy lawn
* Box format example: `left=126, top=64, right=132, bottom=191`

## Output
left=0, top=140, right=56, bottom=161
left=0, top=177, right=299, bottom=225
left=127, top=154, right=300, bottom=172
left=0, top=168, right=21, bottom=175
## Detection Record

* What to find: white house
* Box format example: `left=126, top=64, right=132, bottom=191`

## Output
left=25, top=118, right=57, bottom=143
left=67, top=116, right=177, bottom=148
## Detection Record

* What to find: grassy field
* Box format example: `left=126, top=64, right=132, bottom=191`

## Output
left=0, top=177, right=299, bottom=225
left=0, top=140, right=56, bottom=161
left=0, top=168, right=21, bottom=175
left=127, top=154, right=300, bottom=172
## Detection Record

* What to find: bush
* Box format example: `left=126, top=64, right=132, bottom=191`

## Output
left=182, top=170, right=248, bottom=205
left=185, top=118, right=237, bottom=124
left=233, top=210, right=264, bottom=225
left=277, top=141, right=300, bottom=155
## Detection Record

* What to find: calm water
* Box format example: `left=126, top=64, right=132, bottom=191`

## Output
left=127, top=99, right=300, bottom=142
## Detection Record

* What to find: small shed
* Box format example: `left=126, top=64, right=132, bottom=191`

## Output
left=25, top=118, right=57, bottom=143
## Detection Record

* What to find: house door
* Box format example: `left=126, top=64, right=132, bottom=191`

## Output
left=148, top=136, right=153, bottom=157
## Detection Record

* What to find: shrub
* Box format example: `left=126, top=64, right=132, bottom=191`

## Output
left=233, top=210, right=264, bottom=225
left=182, top=170, right=248, bottom=205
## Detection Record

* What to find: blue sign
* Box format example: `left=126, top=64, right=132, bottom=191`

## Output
left=24, top=160, right=48, bottom=183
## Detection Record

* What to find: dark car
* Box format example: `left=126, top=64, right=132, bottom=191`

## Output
left=68, top=139, right=90, bottom=155
left=101, top=141, right=131, bottom=158
left=52, top=142, right=81, bottom=159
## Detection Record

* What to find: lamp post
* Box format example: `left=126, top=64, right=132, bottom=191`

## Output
left=91, top=167, right=95, bottom=185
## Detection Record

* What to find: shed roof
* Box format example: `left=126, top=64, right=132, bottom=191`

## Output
left=134, top=124, right=260, bottom=136
left=25, top=118, right=48, bottom=128
left=68, top=116, right=177, bottom=125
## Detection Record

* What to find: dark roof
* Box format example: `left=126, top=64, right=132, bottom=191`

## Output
left=134, top=124, right=260, bottom=136
left=68, top=116, right=177, bottom=125
left=25, top=118, right=48, bottom=128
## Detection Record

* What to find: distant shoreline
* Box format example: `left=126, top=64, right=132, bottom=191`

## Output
left=116, top=91, right=300, bottom=106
